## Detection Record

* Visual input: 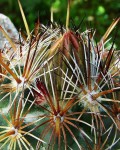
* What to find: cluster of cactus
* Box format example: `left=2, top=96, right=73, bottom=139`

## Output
left=0, top=0, right=120, bottom=149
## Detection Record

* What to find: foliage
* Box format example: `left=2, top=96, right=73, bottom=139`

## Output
left=0, top=0, right=120, bottom=41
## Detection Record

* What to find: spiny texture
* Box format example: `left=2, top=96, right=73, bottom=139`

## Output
left=0, top=0, right=120, bottom=149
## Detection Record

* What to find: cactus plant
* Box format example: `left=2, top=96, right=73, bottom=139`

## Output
left=0, top=0, right=120, bottom=149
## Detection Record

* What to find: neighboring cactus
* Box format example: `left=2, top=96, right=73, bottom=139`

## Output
left=0, top=0, right=120, bottom=149
left=0, top=94, right=45, bottom=150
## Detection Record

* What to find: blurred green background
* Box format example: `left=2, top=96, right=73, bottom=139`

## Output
left=0, top=0, right=120, bottom=46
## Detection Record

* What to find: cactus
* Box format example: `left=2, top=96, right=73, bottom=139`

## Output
left=0, top=0, right=120, bottom=149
